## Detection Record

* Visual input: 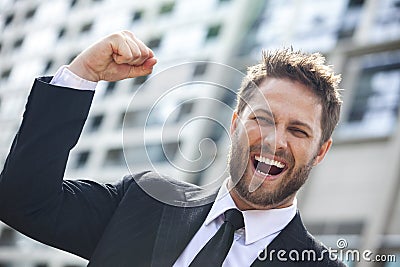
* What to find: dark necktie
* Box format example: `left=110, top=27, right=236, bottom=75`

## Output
left=189, top=209, right=245, bottom=267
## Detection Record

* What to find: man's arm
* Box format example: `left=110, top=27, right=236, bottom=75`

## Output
left=0, top=31, right=157, bottom=259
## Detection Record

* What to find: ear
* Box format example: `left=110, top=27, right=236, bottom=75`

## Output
left=312, top=138, right=332, bottom=166
left=230, top=111, right=239, bottom=135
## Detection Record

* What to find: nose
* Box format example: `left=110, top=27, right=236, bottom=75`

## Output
left=263, top=126, right=287, bottom=151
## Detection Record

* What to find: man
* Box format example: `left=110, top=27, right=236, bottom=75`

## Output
left=0, top=31, right=345, bottom=266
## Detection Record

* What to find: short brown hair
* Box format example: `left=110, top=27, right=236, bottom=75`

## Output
left=235, top=48, right=342, bottom=145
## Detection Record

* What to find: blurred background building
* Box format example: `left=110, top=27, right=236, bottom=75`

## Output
left=0, top=0, right=399, bottom=266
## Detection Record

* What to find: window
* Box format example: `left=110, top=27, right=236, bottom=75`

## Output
left=104, top=148, right=124, bottom=167
left=121, top=110, right=148, bottom=128
left=1, top=68, right=12, bottom=80
left=80, top=22, right=93, bottom=33
left=86, top=114, right=104, bottom=132
left=146, top=143, right=177, bottom=163
left=133, top=75, right=147, bottom=86
left=122, top=99, right=195, bottom=129
left=13, top=37, right=24, bottom=49
left=193, top=62, right=208, bottom=77
left=132, top=10, right=143, bottom=21
left=221, top=89, right=236, bottom=107
left=58, top=27, right=66, bottom=39
left=75, top=151, right=90, bottom=168
left=147, top=37, right=162, bottom=50
left=337, top=0, right=365, bottom=39
left=370, top=0, right=400, bottom=43
left=43, top=59, right=54, bottom=73
left=25, top=7, right=37, bottom=20
left=124, top=142, right=179, bottom=165
left=175, top=101, right=194, bottom=122
left=0, top=228, right=16, bottom=246
left=5, top=14, right=14, bottom=26
left=209, top=123, right=225, bottom=142
left=206, top=24, right=222, bottom=40
left=105, top=82, right=117, bottom=96
left=70, top=0, right=78, bottom=8
left=157, top=142, right=179, bottom=162
left=338, top=50, right=400, bottom=140
left=159, top=2, right=175, bottom=14
left=348, top=0, right=365, bottom=7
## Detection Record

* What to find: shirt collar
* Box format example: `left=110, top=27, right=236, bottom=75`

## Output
left=205, top=179, right=297, bottom=245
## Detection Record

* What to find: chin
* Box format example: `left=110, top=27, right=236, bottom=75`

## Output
left=231, top=176, right=296, bottom=210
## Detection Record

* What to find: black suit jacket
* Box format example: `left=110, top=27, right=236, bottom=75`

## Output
left=0, top=78, right=345, bottom=266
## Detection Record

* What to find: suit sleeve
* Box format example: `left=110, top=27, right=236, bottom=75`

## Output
left=0, top=77, right=131, bottom=260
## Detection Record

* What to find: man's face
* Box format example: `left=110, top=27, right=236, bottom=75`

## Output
left=228, top=78, right=332, bottom=210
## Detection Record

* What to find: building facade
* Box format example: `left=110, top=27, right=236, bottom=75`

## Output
left=0, top=0, right=399, bottom=266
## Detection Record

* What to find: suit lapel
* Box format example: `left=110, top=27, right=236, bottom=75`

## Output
left=151, top=203, right=213, bottom=267
left=149, top=177, right=219, bottom=266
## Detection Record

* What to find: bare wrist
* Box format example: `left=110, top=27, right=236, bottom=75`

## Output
left=67, top=61, right=99, bottom=82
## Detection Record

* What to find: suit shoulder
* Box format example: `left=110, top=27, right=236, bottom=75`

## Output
left=303, top=231, right=347, bottom=266
left=121, top=170, right=199, bottom=190
left=273, top=213, right=346, bottom=266
left=119, top=171, right=218, bottom=207
left=117, top=171, right=200, bottom=205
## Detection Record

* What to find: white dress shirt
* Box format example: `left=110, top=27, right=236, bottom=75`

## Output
left=50, top=65, right=97, bottom=90
left=50, top=67, right=297, bottom=266
left=173, top=180, right=296, bottom=267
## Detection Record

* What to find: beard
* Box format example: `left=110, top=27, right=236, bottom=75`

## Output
left=228, top=130, right=316, bottom=209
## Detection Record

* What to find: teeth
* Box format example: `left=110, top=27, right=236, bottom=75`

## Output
left=256, top=169, right=270, bottom=176
left=255, top=155, right=285, bottom=168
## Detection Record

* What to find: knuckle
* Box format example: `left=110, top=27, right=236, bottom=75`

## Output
left=141, top=50, right=150, bottom=58
left=131, top=50, right=141, bottom=59
left=110, top=32, right=122, bottom=39
left=122, top=30, right=135, bottom=38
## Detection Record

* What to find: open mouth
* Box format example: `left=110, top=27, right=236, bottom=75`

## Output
left=252, top=155, right=286, bottom=177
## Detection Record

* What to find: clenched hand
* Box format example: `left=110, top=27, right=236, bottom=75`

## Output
left=68, top=31, right=157, bottom=82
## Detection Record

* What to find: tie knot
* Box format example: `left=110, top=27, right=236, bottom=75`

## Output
left=224, top=209, right=244, bottom=230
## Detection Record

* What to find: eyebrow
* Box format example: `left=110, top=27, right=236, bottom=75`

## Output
left=252, top=108, right=314, bottom=134
left=252, top=108, right=273, bottom=117
left=290, top=120, right=314, bottom=135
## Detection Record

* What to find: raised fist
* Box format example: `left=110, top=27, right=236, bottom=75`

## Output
left=68, top=30, right=157, bottom=82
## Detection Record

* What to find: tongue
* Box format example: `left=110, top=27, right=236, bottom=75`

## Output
left=269, top=165, right=283, bottom=175
left=256, top=162, right=282, bottom=176
left=256, top=162, right=272, bottom=175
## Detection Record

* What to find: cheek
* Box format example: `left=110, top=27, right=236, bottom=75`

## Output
left=289, top=140, right=318, bottom=165
left=243, top=121, right=263, bottom=143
